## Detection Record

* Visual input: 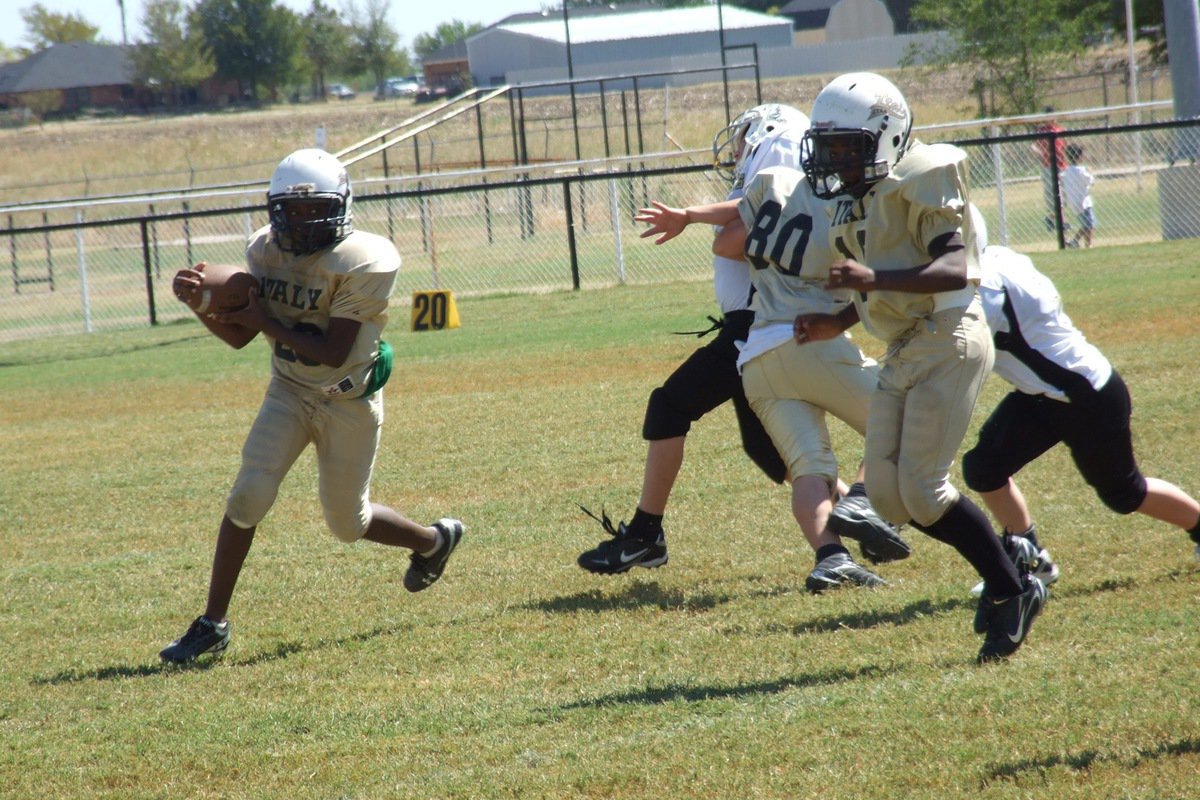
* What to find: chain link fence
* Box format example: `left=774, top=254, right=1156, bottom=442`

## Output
left=3, top=118, right=1200, bottom=344
left=0, top=156, right=728, bottom=343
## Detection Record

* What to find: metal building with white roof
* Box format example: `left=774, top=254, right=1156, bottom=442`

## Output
left=467, top=5, right=793, bottom=88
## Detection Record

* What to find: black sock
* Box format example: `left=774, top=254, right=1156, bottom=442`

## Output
left=914, top=497, right=1022, bottom=597
left=630, top=508, right=664, bottom=538
left=815, top=543, right=850, bottom=563
left=1188, top=517, right=1200, bottom=545
left=846, top=482, right=868, bottom=499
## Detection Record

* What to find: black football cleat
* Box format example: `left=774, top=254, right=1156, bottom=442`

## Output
left=160, top=615, right=230, bottom=664
left=404, top=518, right=464, bottom=592
left=577, top=505, right=667, bottom=574
left=828, top=494, right=911, bottom=564
left=977, top=575, right=1047, bottom=664
left=805, top=552, right=886, bottom=593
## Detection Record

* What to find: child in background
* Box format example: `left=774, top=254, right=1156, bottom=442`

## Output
left=1061, top=143, right=1095, bottom=248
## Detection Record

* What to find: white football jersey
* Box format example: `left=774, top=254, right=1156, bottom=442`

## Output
left=979, top=245, right=1111, bottom=401
left=828, top=141, right=981, bottom=342
left=1060, top=165, right=1094, bottom=214
left=713, top=124, right=808, bottom=314
left=734, top=166, right=853, bottom=368
left=246, top=227, right=399, bottom=398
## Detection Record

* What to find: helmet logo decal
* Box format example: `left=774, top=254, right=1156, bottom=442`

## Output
left=867, top=95, right=908, bottom=123
left=285, top=181, right=318, bottom=195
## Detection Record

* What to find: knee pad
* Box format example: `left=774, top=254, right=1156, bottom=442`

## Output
left=1097, top=474, right=1147, bottom=515
left=898, top=472, right=958, bottom=529
left=961, top=447, right=1008, bottom=493
left=864, top=474, right=909, bottom=527
left=642, top=386, right=693, bottom=441
left=225, top=472, right=279, bottom=530
left=324, top=505, right=370, bottom=543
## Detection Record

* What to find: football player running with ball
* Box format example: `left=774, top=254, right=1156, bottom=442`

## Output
left=160, top=149, right=463, bottom=664
left=792, top=73, right=1046, bottom=663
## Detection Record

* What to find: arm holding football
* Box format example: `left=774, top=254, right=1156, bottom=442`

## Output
left=173, top=264, right=258, bottom=349
left=213, top=297, right=362, bottom=368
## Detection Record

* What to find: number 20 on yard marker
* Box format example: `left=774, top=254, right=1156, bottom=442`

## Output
left=411, top=290, right=461, bottom=331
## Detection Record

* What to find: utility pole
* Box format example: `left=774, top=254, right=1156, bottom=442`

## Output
left=117, top=0, right=128, bottom=46
left=562, top=3, right=580, bottom=161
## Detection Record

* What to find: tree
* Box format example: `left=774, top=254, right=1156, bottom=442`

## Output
left=344, top=0, right=409, bottom=96
left=412, top=20, right=483, bottom=61
left=881, top=0, right=919, bottom=32
left=19, top=3, right=101, bottom=49
left=1123, top=0, right=1166, bottom=64
left=303, top=0, right=350, bottom=99
left=194, top=0, right=301, bottom=102
left=907, top=0, right=1108, bottom=115
left=130, top=0, right=214, bottom=107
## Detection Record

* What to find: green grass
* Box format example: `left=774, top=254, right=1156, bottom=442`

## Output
left=2, top=241, right=1200, bottom=798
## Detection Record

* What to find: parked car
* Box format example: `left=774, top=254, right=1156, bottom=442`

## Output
left=327, top=83, right=356, bottom=100
left=414, top=84, right=449, bottom=104
left=383, top=77, right=419, bottom=98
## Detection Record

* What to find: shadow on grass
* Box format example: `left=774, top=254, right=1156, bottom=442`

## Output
left=559, top=663, right=889, bottom=710
left=1050, top=565, right=1197, bottom=599
left=983, top=735, right=1200, bottom=786
left=32, top=623, right=407, bottom=685
left=0, top=325, right=207, bottom=368
left=755, top=595, right=974, bottom=637
left=758, top=565, right=1200, bottom=637
left=522, top=581, right=732, bottom=614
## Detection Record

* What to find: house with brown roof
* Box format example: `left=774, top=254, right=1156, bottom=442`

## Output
left=0, top=41, right=243, bottom=117
left=0, top=42, right=143, bottom=115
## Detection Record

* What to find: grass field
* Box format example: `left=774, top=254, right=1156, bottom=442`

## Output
left=2, top=241, right=1199, bottom=798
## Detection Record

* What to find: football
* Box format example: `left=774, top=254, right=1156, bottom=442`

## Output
left=193, top=263, right=257, bottom=314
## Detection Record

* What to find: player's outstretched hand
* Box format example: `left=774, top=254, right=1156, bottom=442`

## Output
left=172, top=262, right=207, bottom=309
left=794, top=312, right=844, bottom=345
left=634, top=201, right=689, bottom=244
left=827, top=259, right=876, bottom=292
left=210, top=287, right=267, bottom=332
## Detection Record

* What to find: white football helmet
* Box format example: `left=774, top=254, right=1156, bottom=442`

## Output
left=801, top=72, right=913, bottom=199
left=267, top=148, right=353, bottom=254
left=712, top=103, right=809, bottom=187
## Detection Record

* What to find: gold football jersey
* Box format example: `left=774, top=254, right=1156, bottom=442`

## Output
left=738, top=166, right=852, bottom=328
left=246, top=227, right=399, bottom=398
left=828, top=141, right=980, bottom=342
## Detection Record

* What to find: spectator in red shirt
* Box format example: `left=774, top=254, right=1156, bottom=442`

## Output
left=1032, top=108, right=1067, bottom=233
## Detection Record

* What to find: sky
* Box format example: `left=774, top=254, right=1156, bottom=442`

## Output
left=0, top=0, right=550, bottom=53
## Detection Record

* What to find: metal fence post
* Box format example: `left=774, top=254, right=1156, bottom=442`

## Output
left=608, top=177, right=625, bottom=285
left=182, top=200, right=193, bottom=265
left=8, top=214, right=17, bottom=294
left=141, top=218, right=157, bottom=326
left=75, top=210, right=92, bottom=334
left=564, top=179, right=579, bottom=290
